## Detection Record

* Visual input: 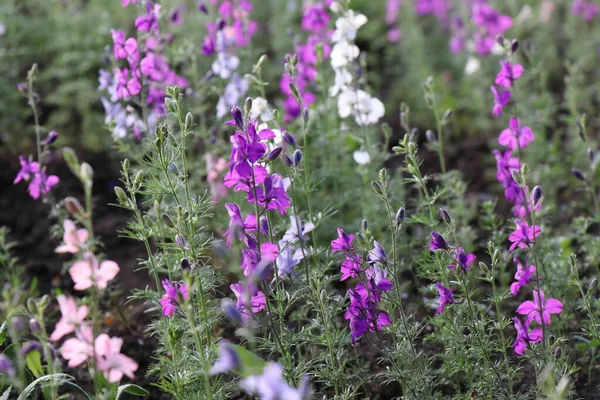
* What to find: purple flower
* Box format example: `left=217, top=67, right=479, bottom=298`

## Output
left=368, top=241, right=388, bottom=265
left=210, top=341, right=240, bottom=375
left=135, top=3, right=161, bottom=34
left=301, top=3, right=330, bottom=32
left=223, top=203, right=264, bottom=247
left=499, top=117, right=535, bottom=150
left=448, top=248, right=476, bottom=272
left=240, top=240, right=278, bottom=277
left=340, top=255, right=362, bottom=281
left=572, top=0, right=599, bottom=21
left=231, top=282, right=266, bottom=316
left=281, top=216, right=315, bottom=243
left=472, top=3, right=512, bottom=36
left=331, top=228, right=355, bottom=253
left=20, top=341, right=43, bottom=356
left=247, top=174, right=291, bottom=215
left=435, top=282, right=454, bottom=314
left=344, top=287, right=391, bottom=344
left=159, top=279, right=189, bottom=316
left=495, top=61, right=524, bottom=88
left=513, top=317, right=542, bottom=355
left=516, top=289, right=563, bottom=326
left=169, top=8, right=183, bottom=25
left=386, top=0, right=401, bottom=25
left=14, top=155, right=39, bottom=184
left=275, top=240, right=304, bottom=278
left=122, top=0, right=137, bottom=6
left=220, top=298, right=243, bottom=323
left=490, top=86, right=511, bottom=117
left=28, top=169, right=59, bottom=200
left=510, top=258, right=536, bottom=296
left=429, top=232, right=449, bottom=251
left=508, top=220, right=541, bottom=252
left=240, top=362, right=306, bottom=399
left=113, top=67, right=141, bottom=99
left=0, top=354, right=15, bottom=377
left=416, top=0, right=450, bottom=22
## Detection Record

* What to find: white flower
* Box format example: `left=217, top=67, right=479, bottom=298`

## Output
left=250, top=97, right=273, bottom=121
left=212, top=53, right=240, bottom=80
left=338, top=89, right=385, bottom=126
left=331, top=10, right=367, bottom=43
left=329, top=1, right=342, bottom=13
left=330, top=41, right=360, bottom=69
left=464, top=57, right=481, bottom=75
left=353, top=150, right=371, bottom=165
left=329, top=68, right=353, bottom=97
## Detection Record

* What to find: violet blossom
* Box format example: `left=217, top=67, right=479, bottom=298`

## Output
left=435, top=282, right=454, bottom=314
left=508, top=220, right=541, bottom=252
left=160, top=279, right=189, bottom=316
left=510, top=258, right=536, bottom=296
left=498, top=117, right=535, bottom=150
left=512, top=317, right=542, bottom=355
left=516, top=289, right=563, bottom=326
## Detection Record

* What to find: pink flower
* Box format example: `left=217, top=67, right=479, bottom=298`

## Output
left=159, top=279, right=189, bottom=316
left=516, top=289, right=563, bottom=326
left=55, top=220, right=89, bottom=254
left=14, top=155, right=39, bottom=184
left=490, top=86, right=511, bottom=117
left=60, top=325, right=94, bottom=367
left=95, top=334, right=138, bottom=382
left=69, top=253, right=119, bottom=290
left=508, top=220, right=541, bottom=252
left=50, top=295, right=89, bottom=341
left=122, top=0, right=137, bottom=6
left=510, top=258, right=536, bottom=296
left=114, top=67, right=141, bottom=99
left=498, top=117, right=535, bottom=150
left=28, top=170, right=59, bottom=200
left=231, top=283, right=266, bottom=315
left=495, top=61, right=524, bottom=88
left=513, top=317, right=542, bottom=355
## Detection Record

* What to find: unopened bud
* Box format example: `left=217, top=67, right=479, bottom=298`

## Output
left=267, top=147, right=282, bottom=161
left=426, top=130, right=437, bottom=144
left=292, top=149, right=303, bottom=166
left=114, top=187, right=128, bottom=203
left=589, top=278, right=598, bottom=293
left=303, top=107, right=309, bottom=122
left=371, top=181, right=384, bottom=196
left=361, top=219, right=368, bottom=230
left=439, top=208, right=452, bottom=224
left=180, top=258, right=191, bottom=269
left=175, top=234, right=188, bottom=249
left=80, top=162, right=94, bottom=183
left=220, top=298, right=242, bottom=323
left=165, top=97, right=177, bottom=114
left=244, top=97, right=253, bottom=116
left=395, top=208, right=405, bottom=225
left=231, top=106, right=244, bottom=127
left=511, top=39, right=519, bottom=53
left=572, top=168, right=586, bottom=181
left=588, top=148, right=594, bottom=162
left=184, top=112, right=193, bottom=131
left=197, top=2, right=208, bottom=13
left=161, top=213, right=175, bottom=227
left=41, top=130, right=59, bottom=145
left=62, top=147, right=79, bottom=169
left=532, top=186, right=542, bottom=204
left=255, top=54, right=267, bottom=70
left=65, top=197, right=84, bottom=216
left=442, top=109, right=453, bottom=124
left=283, top=132, right=298, bottom=147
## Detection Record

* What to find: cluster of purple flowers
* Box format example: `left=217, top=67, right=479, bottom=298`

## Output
left=331, top=229, right=392, bottom=344
left=280, top=1, right=331, bottom=122
left=222, top=106, right=293, bottom=322
left=200, top=0, right=257, bottom=118
left=416, top=0, right=512, bottom=56
left=491, top=60, right=540, bottom=218
left=571, top=0, right=599, bottom=22
left=385, top=0, right=401, bottom=43
left=14, top=154, right=60, bottom=200
left=100, top=2, right=187, bottom=139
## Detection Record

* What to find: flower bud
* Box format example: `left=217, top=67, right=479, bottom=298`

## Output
left=283, top=132, right=298, bottom=147
left=231, top=106, right=244, bottom=127
left=442, top=109, right=453, bottom=124
left=588, top=148, right=594, bottom=162
left=255, top=54, right=267, bottom=70
left=184, top=112, right=193, bottom=131
left=168, top=162, right=180, bottom=175
left=80, top=162, right=94, bottom=183
left=244, top=97, right=253, bottom=116
left=303, top=107, right=309, bottom=122
left=11, top=317, right=25, bottom=332
left=572, top=168, right=586, bottom=181
left=371, top=181, right=384, bottom=197
left=395, top=207, right=405, bottom=225
left=161, top=213, right=175, bottom=227
left=284, top=155, right=293, bottom=167
left=62, top=147, right=79, bottom=169
left=41, top=129, right=59, bottom=145
left=532, top=186, right=542, bottom=204
left=292, top=149, right=303, bottom=166
left=589, top=278, right=598, bottom=294
left=361, top=219, right=368, bottom=230
left=0, top=355, right=15, bottom=377
left=122, top=158, right=130, bottom=172
left=175, top=234, right=188, bottom=249
left=426, top=130, right=437, bottom=143
left=220, top=298, right=242, bottom=323
left=65, top=196, right=85, bottom=216
left=165, top=97, right=177, bottom=114
left=267, top=147, right=282, bottom=161
left=511, top=39, right=519, bottom=53
left=180, top=258, right=191, bottom=270
left=496, top=35, right=505, bottom=45
left=439, top=208, right=452, bottom=224
left=197, top=2, right=208, bottom=13
left=217, top=18, right=226, bottom=30
left=29, top=318, right=41, bottom=333
left=20, top=341, right=42, bottom=356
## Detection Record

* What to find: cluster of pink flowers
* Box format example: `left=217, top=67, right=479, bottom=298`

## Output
left=51, top=221, right=137, bottom=382
left=222, top=106, right=293, bottom=322
left=571, top=0, right=599, bottom=21
left=14, top=154, right=59, bottom=200
left=280, top=1, right=331, bottom=122
left=100, top=2, right=187, bottom=139
left=416, top=0, right=512, bottom=56
left=491, top=59, right=540, bottom=218
left=331, top=230, right=392, bottom=344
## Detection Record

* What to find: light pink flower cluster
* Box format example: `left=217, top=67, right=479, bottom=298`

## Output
left=280, top=1, right=332, bottom=122
left=14, top=155, right=59, bottom=200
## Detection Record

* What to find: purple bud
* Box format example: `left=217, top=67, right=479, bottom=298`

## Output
left=0, top=354, right=15, bottom=377
left=496, top=35, right=505, bottom=45
left=29, top=318, right=41, bottom=333
left=175, top=234, right=188, bottom=249
left=161, top=213, right=175, bottom=227
left=180, top=258, right=191, bottom=269
left=361, top=219, right=368, bottom=230
left=197, top=2, right=208, bottom=13
left=260, top=216, right=269, bottom=235
left=217, top=19, right=227, bottom=30
left=303, top=107, right=309, bottom=122
left=11, top=317, right=25, bottom=332
left=231, top=106, right=244, bottom=127
left=284, top=155, right=293, bottom=167
left=588, top=148, right=594, bottom=162
left=220, top=298, right=242, bottom=323
left=41, top=129, right=59, bottom=145
left=439, top=208, right=452, bottom=224
left=532, top=186, right=542, bottom=204
left=426, top=130, right=437, bottom=143
left=395, top=207, right=405, bottom=225
left=20, top=341, right=42, bottom=356
left=589, top=278, right=598, bottom=293
left=210, top=341, right=241, bottom=375
left=292, top=149, right=303, bottom=166
left=283, top=132, right=298, bottom=147
left=267, top=147, right=282, bottom=161
left=572, top=168, right=586, bottom=181
left=511, top=39, right=519, bottom=53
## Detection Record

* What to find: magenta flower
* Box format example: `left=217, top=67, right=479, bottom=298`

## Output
left=301, top=3, right=330, bottom=32
left=331, top=228, right=355, bottom=253
left=490, top=86, right=511, bottom=117
left=231, top=283, right=266, bottom=315
left=508, top=220, right=541, bottom=251
left=247, top=174, right=291, bottom=215
left=95, top=334, right=138, bottom=382
left=160, top=279, right=189, bottom=316
left=572, top=0, right=599, bottom=21
left=14, top=155, right=39, bottom=184
left=50, top=295, right=89, bottom=341
left=429, top=232, right=449, bottom=251
left=135, top=3, right=161, bottom=33
left=223, top=203, right=261, bottom=248
left=513, top=317, right=542, bottom=355
left=28, top=169, right=59, bottom=200
left=435, top=282, right=454, bottom=314
left=340, top=255, right=363, bottom=281
left=448, top=248, right=476, bottom=272
left=113, top=67, right=141, bottom=99
left=495, top=61, right=524, bottom=88
left=516, top=289, right=563, bottom=326
left=122, top=0, right=138, bottom=6
left=510, top=258, right=536, bottom=296
left=499, top=117, right=535, bottom=150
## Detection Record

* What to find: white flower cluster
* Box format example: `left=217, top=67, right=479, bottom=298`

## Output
left=329, top=5, right=384, bottom=126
